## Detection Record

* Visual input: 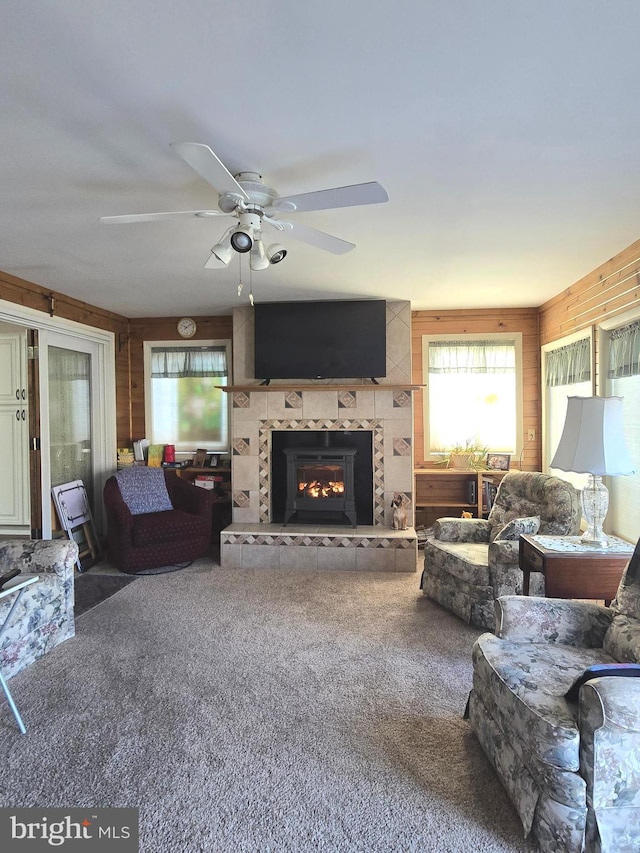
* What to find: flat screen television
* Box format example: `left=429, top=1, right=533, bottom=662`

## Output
left=254, top=299, right=387, bottom=380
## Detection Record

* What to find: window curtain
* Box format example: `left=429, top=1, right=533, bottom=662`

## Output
left=608, top=320, right=640, bottom=379
left=151, top=346, right=227, bottom=378
left=545, top=337, right=591, bottom=386
left=428, top=340, right=515, bottom=374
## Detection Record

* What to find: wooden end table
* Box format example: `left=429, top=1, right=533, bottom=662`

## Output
left=519, top=534, right=634, bottom=605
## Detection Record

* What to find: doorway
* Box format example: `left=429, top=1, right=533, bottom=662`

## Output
left=0, top=299, right=116, bottom=540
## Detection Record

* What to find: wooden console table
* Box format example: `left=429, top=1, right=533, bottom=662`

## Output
left=519, top=534, right=634, bottom=604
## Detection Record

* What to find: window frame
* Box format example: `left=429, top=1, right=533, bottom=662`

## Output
left=421, top=332, right=523, bottom=460
left=143, top=339, right=231, bottom=456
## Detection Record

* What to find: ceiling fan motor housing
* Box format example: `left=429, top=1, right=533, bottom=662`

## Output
left=218, top=172, right=280, bottom=214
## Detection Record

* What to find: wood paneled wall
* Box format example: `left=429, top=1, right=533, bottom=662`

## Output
left=127, top=316, right=233, bottom=443
left=539, top=238, right=640, bottom=391
left=411, top=308, right=541, bottom=470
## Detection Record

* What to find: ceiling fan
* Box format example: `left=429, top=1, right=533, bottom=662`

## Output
left=100, top=142, right=389, bottom=271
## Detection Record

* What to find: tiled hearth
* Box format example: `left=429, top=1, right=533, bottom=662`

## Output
left=221, top=524, right=417, bottom=572
left=220, top=301, right=418, bottom=573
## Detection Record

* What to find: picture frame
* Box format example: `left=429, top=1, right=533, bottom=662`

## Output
left=486, top=453, right=511, bottom=471
left=193, top=448, right=208, bottom=468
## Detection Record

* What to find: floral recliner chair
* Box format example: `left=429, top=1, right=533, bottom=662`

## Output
left=467, top=535, right=640, bottom=853
left=421, top=471, right=581, bottom=629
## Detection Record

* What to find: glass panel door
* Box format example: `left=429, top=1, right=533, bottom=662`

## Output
left=38, top=329, right=110, bottom=539
left=48, top=346, right=93, bottom=507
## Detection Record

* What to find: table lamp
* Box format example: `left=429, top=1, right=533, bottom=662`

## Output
left=550, top=396, right=636, bottom=547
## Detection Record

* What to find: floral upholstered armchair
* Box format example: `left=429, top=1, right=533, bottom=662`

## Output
left=0, top=538, right=77, bottom=681
left=421, top=472, right=581, bottom=629
left=468, top=536, right=640, bottom=853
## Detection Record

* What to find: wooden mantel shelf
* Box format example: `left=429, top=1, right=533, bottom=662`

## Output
left=220, top=384, right=422, bottom=392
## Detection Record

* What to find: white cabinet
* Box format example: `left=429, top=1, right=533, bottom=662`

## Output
left=0, top=332, right=29, bottom=526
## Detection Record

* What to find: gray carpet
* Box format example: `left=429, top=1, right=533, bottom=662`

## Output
left=0, top=560, right=539, bottom=852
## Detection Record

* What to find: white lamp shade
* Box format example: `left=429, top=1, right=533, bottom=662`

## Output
left=550, top=396, right=636, bottom=476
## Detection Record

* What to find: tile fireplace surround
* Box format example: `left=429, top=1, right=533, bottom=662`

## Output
left=220, top=301, right=418, bottom=573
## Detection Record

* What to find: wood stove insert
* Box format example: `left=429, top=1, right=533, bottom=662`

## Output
left=283, top=446, right=357, bottom=527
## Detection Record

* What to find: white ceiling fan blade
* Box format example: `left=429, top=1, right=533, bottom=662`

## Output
left=100, top=210, right=229, bottom=224
left=170, top=142, right=249, bottom=200
left=282, top=221, right=355, bottom=255
left=272, top=181, right=388, bottom=214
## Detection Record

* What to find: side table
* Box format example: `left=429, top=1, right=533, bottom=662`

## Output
left=0, top=575, right=39, bottom=734
left=519, top=534, right=634, bottom=605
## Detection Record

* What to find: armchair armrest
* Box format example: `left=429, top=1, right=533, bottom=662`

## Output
left=579, top=679, right=640, bottom=817
left=0, top=539, right=78, bottom=578
left=168, top=476, right=215, bottom=517
left=496, top=595, right=613, bottom=647
left=433, top=517, right=492, bottom=543
left=488, top=539, right=520, bottom=569
left=580, top=677, right=640, bottom=735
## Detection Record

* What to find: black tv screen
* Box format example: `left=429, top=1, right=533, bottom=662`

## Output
left=254, top=299, right=387, bottom=380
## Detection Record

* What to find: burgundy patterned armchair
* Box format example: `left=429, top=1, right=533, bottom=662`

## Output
left=103, top=467, right=214, bottom=573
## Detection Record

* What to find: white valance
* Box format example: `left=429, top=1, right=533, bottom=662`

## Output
left=609, top=321, right=640, bottom=379
left=151, top=346, right=227, bottom=378
left=428, top=340, right=515, bottom=374
left=545, top=338, right=591, bottom=387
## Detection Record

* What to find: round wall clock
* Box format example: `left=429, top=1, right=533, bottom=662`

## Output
left=177, top=317, right=197, bottom=338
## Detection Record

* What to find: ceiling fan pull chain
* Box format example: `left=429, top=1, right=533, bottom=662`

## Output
left=237, top=252, right=243, bottom=296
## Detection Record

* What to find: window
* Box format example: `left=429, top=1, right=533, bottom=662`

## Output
left=542, top=331, right=593, bottom=492
left=422, top=334, right=522, bottom=457
left=144, top=342, right=230, bottom=454
left=601, top=315, right=640, bottom=542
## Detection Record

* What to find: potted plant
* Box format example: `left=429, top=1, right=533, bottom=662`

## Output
left=438, top=438, right=489, bottom=470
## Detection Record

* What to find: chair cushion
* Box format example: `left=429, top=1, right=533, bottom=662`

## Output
left=115, top=467, right=173, bottom=515
left=424, top=539, right=490, bottom=586
left=472, top=632, right=615, bottom=771
left=132, top=509, right=208, bottom=547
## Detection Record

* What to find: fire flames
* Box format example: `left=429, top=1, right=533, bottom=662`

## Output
left=298, top=479, right=345, bottom=498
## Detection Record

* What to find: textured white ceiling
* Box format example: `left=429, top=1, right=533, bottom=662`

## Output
left=2, top=1, right=639, bottom=317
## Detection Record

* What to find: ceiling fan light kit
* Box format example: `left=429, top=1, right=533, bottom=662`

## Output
left=210, top=240, right=233, bottom=265
left=100, top=141, right=388, bottom=275
left=266, top=243, right=287, bottom=264
left=249, top=238, right=269, bottom=271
